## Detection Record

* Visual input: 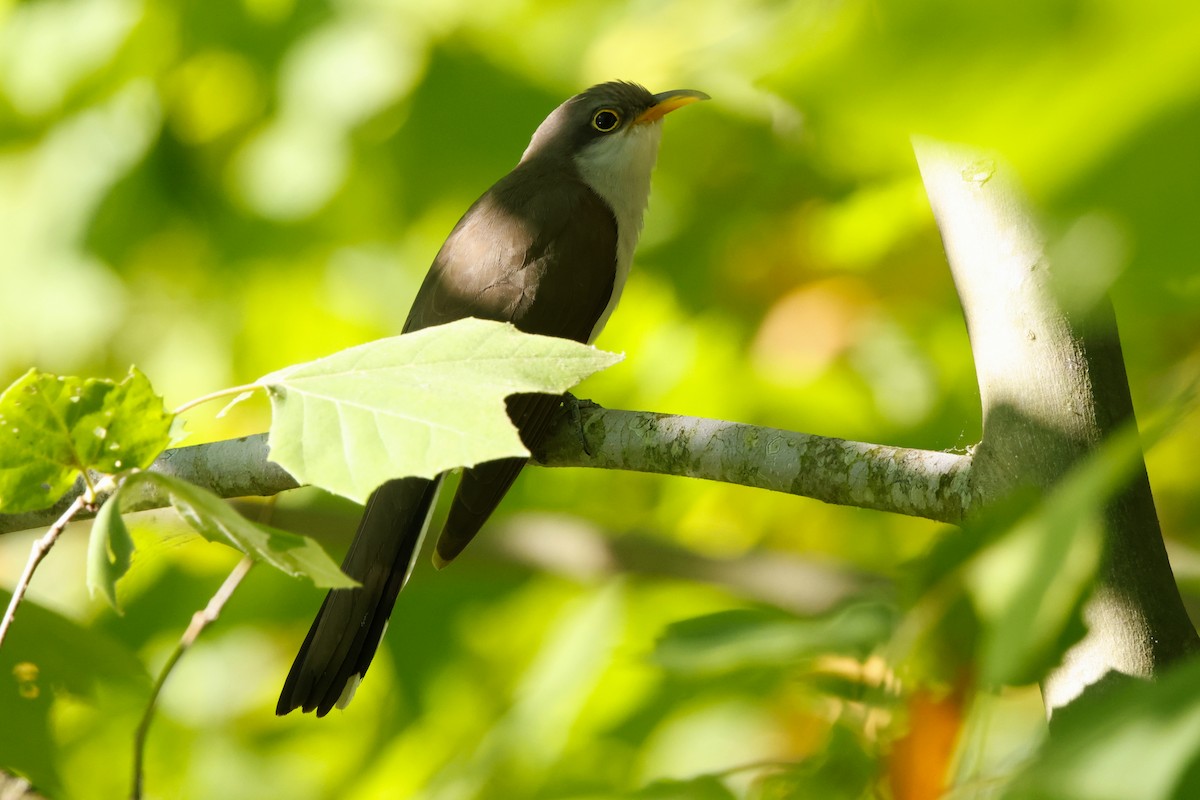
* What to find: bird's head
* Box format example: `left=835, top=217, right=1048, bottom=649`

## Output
left=521, top=80, right=708, bottom=223
left=523, top=82, right=708, bottom=163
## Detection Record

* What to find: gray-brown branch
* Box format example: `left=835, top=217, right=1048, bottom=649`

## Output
left=914, top=136, right=1198, bottom=717
left=0, top=407, right=974, bottom=535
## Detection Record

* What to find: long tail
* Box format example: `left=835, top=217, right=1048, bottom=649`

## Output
left=276, top=476, right=439, bottom=717
left=433, top=393, right=561, bottom=565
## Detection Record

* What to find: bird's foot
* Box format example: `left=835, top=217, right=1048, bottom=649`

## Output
left=562, top=393, right=598, bottom=457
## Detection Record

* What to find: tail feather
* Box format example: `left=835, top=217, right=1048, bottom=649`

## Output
left=434, top=393, right=562, bottom=566
left=277, top=476, right=440, bottom=716
left=434, top=456, right=525, bottom=568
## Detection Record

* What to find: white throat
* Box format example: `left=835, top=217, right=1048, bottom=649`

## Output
left=571, top=121, right=664, bottom=342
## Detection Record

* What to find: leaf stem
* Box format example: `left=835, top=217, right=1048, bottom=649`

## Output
left=0, top=494, right=89, bottom=650
left=79, top=467, right=98, bottom=501
left=130, top=555, right=254, bottom=800
left=172, top=383, right=261, bottom=417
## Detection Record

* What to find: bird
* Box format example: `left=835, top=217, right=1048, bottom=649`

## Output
left=277, top=81, right=708, bottom=716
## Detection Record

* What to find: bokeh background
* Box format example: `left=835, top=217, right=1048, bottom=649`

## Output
left=1, top=0, right=1198, bottom=797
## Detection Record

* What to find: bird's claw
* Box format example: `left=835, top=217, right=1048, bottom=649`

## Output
left=562, top=393, right=597, bottom=457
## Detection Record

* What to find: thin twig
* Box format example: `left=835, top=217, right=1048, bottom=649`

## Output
left=171, top=383, right=260, bottom=416
left=130, top=555, right=254, bottom=800
left=0, top=494, right=89, bottom=650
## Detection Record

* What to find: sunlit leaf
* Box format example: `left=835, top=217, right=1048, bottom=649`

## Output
left=123, top=471, right=355, bottom=588
left=963, top=426, right=1145, bottom=686
left=0, top=590, right=148, bottom=795
left=0, top=660, right=59, bottom=796
left=257, top=318, right=622, bottom=502
left=904, top=423, right=1152, bottom=688
left=0, top=368, right=173, bottom=513
left=1004, top=657, right=1200, bottom=800
left=87, top=487, right=135, bottom=611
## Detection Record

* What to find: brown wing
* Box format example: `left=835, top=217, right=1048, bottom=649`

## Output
left=404, top=162, right=619, bottom=564
left=404, top=162, right=618, bottom=340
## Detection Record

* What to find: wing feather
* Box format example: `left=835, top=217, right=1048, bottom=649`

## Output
left=403, top=163, right=619, bottom=562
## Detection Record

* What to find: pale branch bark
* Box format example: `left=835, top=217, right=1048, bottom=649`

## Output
left=0, top=410, right=974, bottom=536
left=914, top=137, right=1198, bottom=716
left=0, top=436, right=299, bottom=535
left=536, top=404, right=973, bottom=523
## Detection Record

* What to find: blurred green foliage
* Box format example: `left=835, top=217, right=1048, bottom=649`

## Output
left=1, top=0, right=1199, bottom=797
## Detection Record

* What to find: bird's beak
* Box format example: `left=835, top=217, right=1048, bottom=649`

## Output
left=635, top=89, right=710, bottom=124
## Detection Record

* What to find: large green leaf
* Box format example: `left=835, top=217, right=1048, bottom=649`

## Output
left=655, top=604, right=896, bottom=676
left=0, top=590, right=148, bottom=794
left=87, top=488, right=136, bottom=611
left=256, top=318, right=622, bottom=502
left=0, top=368, right=173, bottom=513
left=117, top=471, right=355, bottom=588
left=1004, top=656, right=1200, bottom=800
left=963, top=426, right=1146, bottom=686
left=904, top=424, right=1151, bottom=689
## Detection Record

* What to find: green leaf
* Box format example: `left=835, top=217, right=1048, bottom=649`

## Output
left=963, top=508, right=1100, bottom=687
left=962, top=426, right=1145, bottom=686
left=124, top=472, right=356, bottom=588
left=655, top=604, right=895, bottom=676
left=0, top=590, right=149, bottom=794
left=0, top=660, right=59, bottom=796
left=903, top=424, right=1151, bottom=688
left=87, top=486, right=135, bottom=611
left=256, top=318, right=622, bottom=502
left=0, top=367, right=173, bottom=512
left=1004, top=656, right=1200, bottom=800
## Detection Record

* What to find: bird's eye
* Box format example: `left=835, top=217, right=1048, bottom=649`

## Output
left=591, top=108, right=621, bottom=132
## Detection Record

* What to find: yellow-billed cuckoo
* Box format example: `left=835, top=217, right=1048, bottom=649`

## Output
left=277, top=81, right=707, bottom=716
